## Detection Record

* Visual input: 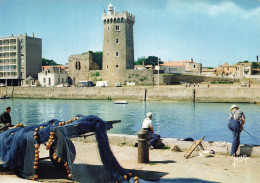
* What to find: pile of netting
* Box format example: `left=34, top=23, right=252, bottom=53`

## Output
left=0, top=115, right=151, bottom=183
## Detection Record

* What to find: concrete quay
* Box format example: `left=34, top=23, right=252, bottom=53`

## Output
left=1, top=141, right=260, bottom=183
left=1, top=85, right=260, bottom=103
left=75, top=133, right=260, bottom=157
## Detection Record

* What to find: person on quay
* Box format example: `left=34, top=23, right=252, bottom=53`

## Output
left=227, top=105, right=245, bottom=156
left=0, top=106, right=12, bottom=132
left=142, top=112, right=160, bottom=149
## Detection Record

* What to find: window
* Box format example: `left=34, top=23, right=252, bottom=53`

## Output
left=107, top=26, right=110, bottom=31
left=43, top=78, right=46, bottom=83
left=107, top=52, right=109, bottom=56
left=116, top=51, right=119, bottom=57
left=116, top=38, right=119, bottom=44
left=116, top=65, right=118, bottom=68
left=107, top=65, right=108, bottom=69
left=107, top=40, right=109, bottom=43
left=75, top=61, right=81, bottom=70
left=115, top=25, right=120, bottom=31
left=49, top=78, right=51, bottom=85
left=193, top=64, right=196, bottom=69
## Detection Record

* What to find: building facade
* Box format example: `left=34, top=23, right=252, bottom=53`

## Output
left=0, top=33, right=42, bottom=86
left=67, top=52, right=100, bottom=85
left=38, top=66, right=68, bottom=87
left=102, top=3, right=135, bottom=82
left=160, top=58, right=202, bottom=74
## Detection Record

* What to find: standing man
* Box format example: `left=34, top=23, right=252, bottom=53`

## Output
left=227, top=105, right=245, bottom=156
left=0, top=106, right=12, bottom=132
left=142, top=112, right=160, bottom=149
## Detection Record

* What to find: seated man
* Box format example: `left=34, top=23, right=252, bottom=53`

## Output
left=0, top=106, right=12, bottom=132
left=142, top=112, right=160, bottom=149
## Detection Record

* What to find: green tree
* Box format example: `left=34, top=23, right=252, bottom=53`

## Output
left=252, top=62, right=260, bottom=69
left=42, top=58, right=59, bottom=66
left=135, top=56, right=163, bottom=66
left=135, top=57, right=146, bottom=65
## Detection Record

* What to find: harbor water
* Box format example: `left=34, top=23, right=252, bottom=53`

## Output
left=1, top=98, right=260, bottom=145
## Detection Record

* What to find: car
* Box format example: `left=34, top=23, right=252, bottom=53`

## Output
left=55, top=83, right=71, bottom=87
left=77, top=81, right=95, bottom=87
left=0, top=83, right=6, bottom=87
left=241, top=82, right=246, bottom=87
left=115, top=83, right=122, bottom=87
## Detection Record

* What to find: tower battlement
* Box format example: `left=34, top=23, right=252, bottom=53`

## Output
left=102, top=11, right=135, bottom=24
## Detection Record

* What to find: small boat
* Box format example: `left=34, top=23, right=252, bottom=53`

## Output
left=0, top=95, right=10, bottom=99
left=114, top=100, right=128, bottom=104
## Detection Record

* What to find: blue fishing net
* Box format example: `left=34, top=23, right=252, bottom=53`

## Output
left=0, top=115, right=152, bottom=183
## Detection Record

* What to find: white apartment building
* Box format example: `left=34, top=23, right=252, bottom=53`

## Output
left=0, top=33, right=42, bottom=86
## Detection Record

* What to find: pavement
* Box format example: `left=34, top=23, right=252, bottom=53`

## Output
left=1, top=141, right=260, bottom=183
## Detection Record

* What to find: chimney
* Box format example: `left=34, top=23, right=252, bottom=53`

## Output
left=191, top=58, right=194, bottom=63
left=32, top=33, right=34, bottom=37
left=257, top=55, right=259, bottom=62
left=11, top=34, right=14, bottom=37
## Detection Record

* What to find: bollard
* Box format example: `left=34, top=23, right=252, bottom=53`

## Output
left=138, top=129, right=149, bottom=163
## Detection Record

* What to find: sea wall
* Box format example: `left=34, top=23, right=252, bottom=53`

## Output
left=73, top=134, right=260, bottom=157
left=1, top=86, right=260, bottom=103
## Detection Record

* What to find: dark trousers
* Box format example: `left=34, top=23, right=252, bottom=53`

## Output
left=142, top=128, right=160, bottom=147
left=228, top=119, right=241, bottom=156
left=148, top=132, right=160, bottom=147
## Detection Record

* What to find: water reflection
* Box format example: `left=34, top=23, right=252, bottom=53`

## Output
left=0, top=99, right=260, bottom=145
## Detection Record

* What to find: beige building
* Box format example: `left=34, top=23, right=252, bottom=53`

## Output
left=160, top=58, right=202, bottom=74
left=102, top=3, right=135, bottom=83
left=221, top=62, right=252, bottom=77
left=0, top=33, right=42, bottom=86
left=67, top=52, right=100, bottom=85
left=38, top=66, right=68, bottom=87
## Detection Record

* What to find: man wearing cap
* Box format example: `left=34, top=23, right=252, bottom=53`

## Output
left=227, top=105, right=245, bottom=156
left=0, top=106, right=12, bottom=132
left=142, top=112, right=160, bottom=149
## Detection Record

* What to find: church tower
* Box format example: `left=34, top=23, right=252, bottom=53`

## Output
left=102, top=3, right=135, bottom=83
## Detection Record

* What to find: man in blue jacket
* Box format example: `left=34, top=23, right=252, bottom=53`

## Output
left=227, top=105, right=245, bottom=156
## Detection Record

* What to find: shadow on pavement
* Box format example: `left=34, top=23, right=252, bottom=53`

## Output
left=156, top=178, right=220, bottom=183
left=149, top=160, right=176, bottom=164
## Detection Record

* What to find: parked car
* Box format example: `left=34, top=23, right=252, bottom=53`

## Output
left=115, top=83, right=122, bottom=87
left=241, top=82, right=246, bottom=87
left=96, top=81, right=109, bottom=87
left=77, top=81, right=94, bottom=87
left=55, top=83, right=71, bottom=87
left=0, top=83, right=6, bottom=87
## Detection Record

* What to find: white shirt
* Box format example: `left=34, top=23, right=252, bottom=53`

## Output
left=142, top=118, right=153, bottom=128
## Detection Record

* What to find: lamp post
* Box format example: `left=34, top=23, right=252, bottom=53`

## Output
left=158, top=57, right=160, bottom=89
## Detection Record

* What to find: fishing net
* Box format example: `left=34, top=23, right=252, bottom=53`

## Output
left=0, top=115, right=151, bottom=183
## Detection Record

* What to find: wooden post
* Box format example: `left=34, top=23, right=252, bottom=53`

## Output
left=144, top=88, right=147, bottom=101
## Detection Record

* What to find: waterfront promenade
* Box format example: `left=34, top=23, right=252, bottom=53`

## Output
left=1, top=140, right=260, bottom=183
left=1, top=84, right=260, bottom=103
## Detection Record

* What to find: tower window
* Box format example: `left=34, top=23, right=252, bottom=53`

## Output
left=116, top=51, right=119, bottom=57
left=116, top=65, right=118, bottom=68
left=107, top=40, right=109, bottom=43
left=75, top=61, right=81, bottom=70
left=116, top=38, right=119, bottom=44
left=107, top=65, right=108, bottom=69
left=115, top=25, right=120, bottom=31
left=107, top=52, right=109, bottom=56
left=107, top=26, right=110, bottom=31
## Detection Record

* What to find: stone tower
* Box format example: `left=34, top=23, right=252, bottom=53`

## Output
left=102, top=3, right=135, bottom=83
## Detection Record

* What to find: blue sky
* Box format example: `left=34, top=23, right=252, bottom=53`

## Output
left=0, top=0, right=260, bottom=67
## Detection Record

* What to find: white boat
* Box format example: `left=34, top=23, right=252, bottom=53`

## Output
left=114, top=100, right=128, bottom=104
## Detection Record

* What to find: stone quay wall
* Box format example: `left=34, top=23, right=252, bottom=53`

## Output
left=73, top=134, right=260, bottom=157
left=1, top=86, right=260, bottom=103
